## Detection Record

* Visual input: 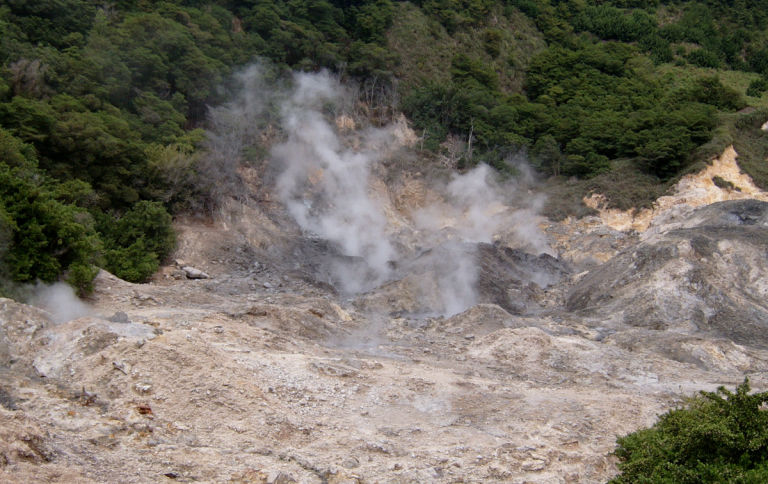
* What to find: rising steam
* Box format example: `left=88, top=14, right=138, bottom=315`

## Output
left=272, top=71, right=395, bottom=292
left=409, top=164, right=509, bottom=316
left=208, top=63, right=553, bottom=316
left=30, top=282, right=92, bottom=324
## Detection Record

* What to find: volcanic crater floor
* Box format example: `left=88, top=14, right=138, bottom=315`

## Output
left=2, top=198, right=768, bottom=483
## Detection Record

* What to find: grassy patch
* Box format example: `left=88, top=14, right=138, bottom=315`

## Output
left=712, top=175, right=740, bottom=191
left=732, top=108, right=768, bottom=190
left=387, top=3, right=454, bottom=89
left=540, top=177, right=599, bottom=221
left=541, top=159, right=669, bottom=220
left=687, top=113, right=736, bottom=167
left=583, top=160, right=668, bottom=211
left=650, top=69, right=768, bottom=192
left=683, top=108, right=768, bottom=190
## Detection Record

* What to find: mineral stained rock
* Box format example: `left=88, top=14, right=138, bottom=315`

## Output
left=2, top=184, right=767, bottom=483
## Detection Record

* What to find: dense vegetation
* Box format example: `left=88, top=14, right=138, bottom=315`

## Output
left=1, top=0, right=767, bottom=290
left=611, top=380, right=768, bottom=482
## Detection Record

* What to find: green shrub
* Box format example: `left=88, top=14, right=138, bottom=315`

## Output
left=530, top=134, right=563, bottom=176
left=65, top=261, right=100, bottom=295
left=712, top=175, right=740, bottom=191
left=562, top=152, right=610, bottom=178
left=684, top=76, right=746, bottom=111
left=687, top=49, right=722, bottom=69
left=483, top=28, right=503, bottom=58
left=584, top=160, right=665, bottom=211
left=102, top=240, right=160, bottom=284
left=574, top=5, right=656, bottom=43
left=731, top=109, right=768, bottom=190
left=97, top=201, right=175, bottom=283
left=746, top=78, right=768, bottom=97
left=611, top=380, right=768, bottom=483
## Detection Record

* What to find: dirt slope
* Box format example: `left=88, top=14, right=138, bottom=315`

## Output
left=2, top=148, right=768, bottom=483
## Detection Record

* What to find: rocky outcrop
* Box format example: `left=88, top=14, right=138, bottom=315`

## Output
left=567, top=200, right=768, bottom=347
left=583, top=146, right=768, bottom=232
left=476, top=243, right=570, bottom=314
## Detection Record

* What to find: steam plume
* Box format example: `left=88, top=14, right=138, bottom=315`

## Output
left=200, top=64, right=275, bottom=208
left=415, top=165, right=497, bottom=315
left=30, top=282, right=92, bottom=324
left=208, top=63, right=554, bottom=316
left=271, top=71, right=395, bottom=292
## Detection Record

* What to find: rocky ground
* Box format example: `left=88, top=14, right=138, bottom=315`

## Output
left=2, top=146, right=768, bottom=483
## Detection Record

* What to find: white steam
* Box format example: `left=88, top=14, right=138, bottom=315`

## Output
left=414, top=164, right=506, bottom=243
left=272, top=71, right=395, bottom=292
left=406, top=164, right=554, bottom=315
left=423, top=241, right=480, bottom=317
left=409, top=165, right=504, bottom=315
left=30, top=283, right=91, bottom=324
left=498, top=158, right=554, bottom=257
left=209, top=63, right=554, bottom=316
left=200, top=64, right=276, bottom=207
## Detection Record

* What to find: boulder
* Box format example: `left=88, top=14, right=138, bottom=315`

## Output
left=182, top=266, right=210, bottom=279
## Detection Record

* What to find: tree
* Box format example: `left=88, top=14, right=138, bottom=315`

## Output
left=0, top=128, right=100, bottom=294
left=97, top=201, right=175, bottom=283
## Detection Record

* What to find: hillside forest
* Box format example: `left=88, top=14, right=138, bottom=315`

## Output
left=1, top=0, right=768, bottom=292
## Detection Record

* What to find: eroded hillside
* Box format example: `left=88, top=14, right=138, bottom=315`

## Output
left=2, top=137, right=768, bottom=482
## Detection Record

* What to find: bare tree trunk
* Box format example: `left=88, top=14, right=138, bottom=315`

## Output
left=467, top=118, right=475, bottom=163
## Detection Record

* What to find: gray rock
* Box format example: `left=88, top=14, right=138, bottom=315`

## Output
left=108, top=311, right=130, bottom=324
left=476, top=243, right=571, bottom=315
left=567, top=200, right=768, bottom=347
left=266, top=471, right=296, bottom=484
left=182, top=266, right=210, bottom=279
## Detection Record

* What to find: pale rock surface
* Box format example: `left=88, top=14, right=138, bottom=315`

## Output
left=583, top=145, right=768, bottom=233
left=1, top=148, right=768, bottom=483
left=182, top=266, right=211, bottom=280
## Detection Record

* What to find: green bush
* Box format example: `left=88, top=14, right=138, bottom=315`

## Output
left=97, top=201, right=175, bottom=283
left=574, top=5, right=656, bottom=43
left=731, top=109, right=768, bottom=190
left=712, top=175, right=740, bottom=191
left=746, top=78, right=768, bottom=97
left=684, top=76, right=746, bottom=111
left=483, top=28, right=503, bottom=58
left=102, top=240, right=160, bottom=285
left=687, top=49, right=722, bottom=69
left=611, top=380, right=768, bottom=483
